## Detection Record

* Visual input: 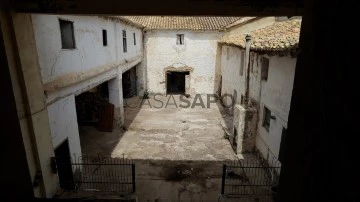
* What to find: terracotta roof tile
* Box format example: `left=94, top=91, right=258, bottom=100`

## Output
left=119, top=16, right=245, bottom=30
left=219, top=18, right=302, bottom=54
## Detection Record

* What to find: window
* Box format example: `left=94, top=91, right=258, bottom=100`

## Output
left=122, top=30, right=127, bottom=52
left=176, top=34, right=184, bottom=45
left=59, top=19, right=75, bottom=49
left=226, top=47, right=230, bottom=60
left=102, top=29, right=107, bottom=46
left=133, top=33, right=136, bottom=45
left=240, top=51, right=245, bottom=76
left=278, top=127, right=287, bottom=164
left=262, top=106, right=271, bottom=132
left=261, top=57, right=269, bottom=80
left=240, top=94, right=244, bottom=105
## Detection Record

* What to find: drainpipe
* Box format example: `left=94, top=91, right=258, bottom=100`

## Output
left=244, top=34, right=252, bottom=107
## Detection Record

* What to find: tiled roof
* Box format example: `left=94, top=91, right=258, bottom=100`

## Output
left=119, top=16, right=245, bottom=30
left=224, top=17, right=257, bottom=29
left=219, top=18, right=302, bottom=54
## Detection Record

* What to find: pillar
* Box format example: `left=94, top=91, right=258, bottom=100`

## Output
left=233, top=104, right=256, bottom=153
left=108, top=74, right=124, bottom=128
left=5, top=13, right=58, bottom=198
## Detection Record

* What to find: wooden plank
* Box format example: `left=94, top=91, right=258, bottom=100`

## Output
left=98, top=103, right=114, bottom=132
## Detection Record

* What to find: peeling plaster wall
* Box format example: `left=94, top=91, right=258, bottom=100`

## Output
left=144, top=30, right=223, bottom=95
left=47, top=95, right=81, bottom=158
left=220, top=47, right=262, bottom=104
left=221, top=45, right=262, bottom=153
left=3, top=13, right=59, bottom=197
left=256, top=55, right=296, bottom=161
left=31, top=14, right=143, bottom=103
left=220, top=45, right=296, bottom=161
left=30, top=15, right=144, bottom=177
left=220, top=46, right=247, bottom=104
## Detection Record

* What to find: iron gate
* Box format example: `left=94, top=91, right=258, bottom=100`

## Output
left=53, top=155, right=135, bottom=193
left=221, top=157, right=280, bottom=196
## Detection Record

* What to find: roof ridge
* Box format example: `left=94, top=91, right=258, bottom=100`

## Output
left=219, top=18, right=302, bottom=54
left=120, top=16, right=247, bottom=30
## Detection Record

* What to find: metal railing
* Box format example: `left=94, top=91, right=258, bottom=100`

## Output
left=54, top=155, right=135, bottom=194
left=221, top=157, right=281, bottom=196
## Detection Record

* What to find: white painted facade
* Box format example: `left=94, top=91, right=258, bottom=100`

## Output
left=223, top=17, right=276, bottom=38
left=220, top=45, right=296, bottom=162
left=3, top=13, right=286, bottom=198
left=31, top=14, right=144, bottom=155
left=256, top=55, right=296, bottom=162
left=144, top=30, right=223, bottom=95
left=31, top=15, right=144, bottom=103
left=47, top=95, right=82, bottom=159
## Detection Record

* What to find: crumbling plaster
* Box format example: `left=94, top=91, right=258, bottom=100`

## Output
left=31, top=14, right=144, bottom=104
left=5, top=13, right=59, bottom=198
left=256, top=55, right=296, bottom=160
left=25, top=14, right=145, bottom=197
left=220, top=43, right=296, bottom=161
left=47, top=95, right=82, bottom=159
left=144, top=30, right=223, bottom=95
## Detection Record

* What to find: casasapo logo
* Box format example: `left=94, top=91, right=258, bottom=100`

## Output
left=124, top=94, right=235, bottom=109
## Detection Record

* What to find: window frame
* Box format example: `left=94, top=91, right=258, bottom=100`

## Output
left=262, top=105, right=271, bottom=132
left=240, top=50, right=245, bottom=76
left=261, top=57, right=270, bottom=81
left=278, top=127, right=287, bottom=164
left=102, top=29, right=107, bottom=46
left=59, top=19, right=76, bottom=50
left=176, top=34, right=184, bottom=45
left=122, top=30, right=127, bottom=52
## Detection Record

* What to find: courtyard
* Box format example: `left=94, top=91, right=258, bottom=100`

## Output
left=79, top=95, right=237, bottom=161
left=76, top=95, right=275, bottom=201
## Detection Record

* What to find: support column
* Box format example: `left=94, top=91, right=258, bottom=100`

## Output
left=233, top=104, right=257, bottom=154
left=108, top=74, right=124, bottom=128
left=7, top=13, right=58, bottom=198
left=1, top=10, right=34, bottom=200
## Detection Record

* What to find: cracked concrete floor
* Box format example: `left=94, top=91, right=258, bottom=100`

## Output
left=80, top=95, right=237, bottom=161
left=77, top=95, right=272, bottom=202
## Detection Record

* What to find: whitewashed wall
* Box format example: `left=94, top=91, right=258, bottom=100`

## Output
left=144, top=30, right=223, bottom=95
left=256, top=55, right=296, bottom=160
left=31, top=15, right=143, bottom=159
left=31, top=14, right=143, bottom=103
left=220, top=45, right=296, bottom=162
left=220, top=45, right=246, bottom=104
left=223, top=17, right=275, bottom=38
left=220, top=46, right=262, bottom=105
left=47, top=95, right=81, bottom=157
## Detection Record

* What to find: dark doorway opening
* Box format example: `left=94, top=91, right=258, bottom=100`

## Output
left=123, top=66, right=137, bottom=98
left=54, top=139, right=74, bottom=190
left=75, top=81, right=114, bottom=133
left=166, top=71, right=189, bottom=94
left=75, top=82, right=109, bottom=127
left=231, top=127, right=238, bottom=152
